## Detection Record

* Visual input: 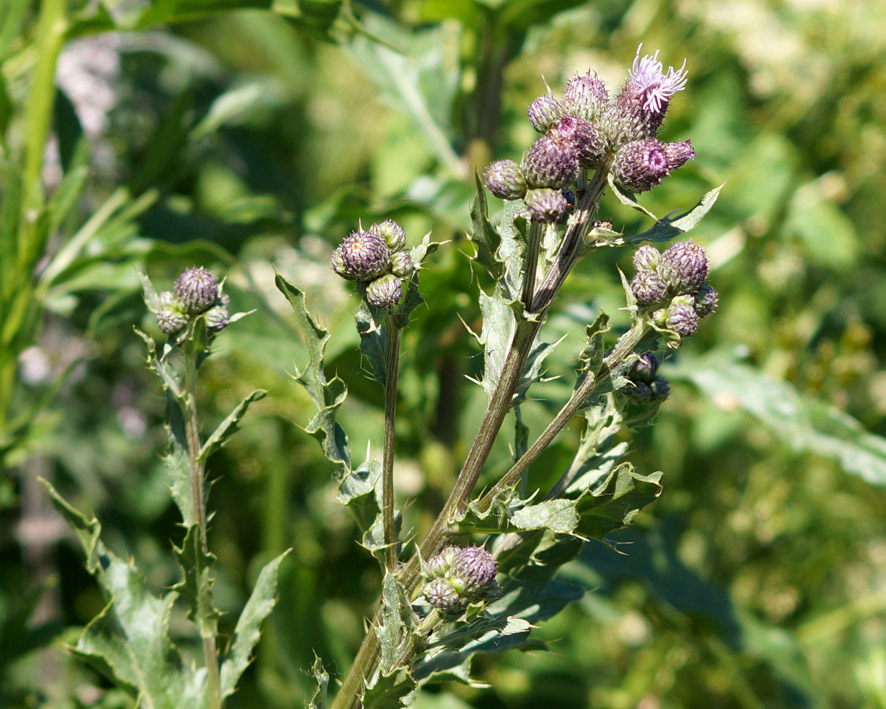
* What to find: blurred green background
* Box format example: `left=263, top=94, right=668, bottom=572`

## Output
left=2, top=0, right=886, bottom=706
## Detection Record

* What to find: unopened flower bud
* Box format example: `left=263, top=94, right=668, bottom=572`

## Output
left=156, top=291, right=187, bottom=334
left=484, top=160, right=527, bottom=200
left=666, top=294, right=700, bottom=337
left=632, top=245, right=661, bottom=272
left=370, top=220, right=407, bottom=252
left=424, top=577, right=463, bottom=613
left=426, top=545, right=460, bottom=579
left=631, top=269, right=668, bottom=305
left=391, top=251, right=415, bottom=278
left=331, top=246, right=353, bottom=280
left=521, top=134, right=580, bottom=189
left=631, top=352, right=659, bottom=383
left=205, top=304, right=230, bottom=332
left=339, top=230, right=390, bottom=281
left=554, top=115, right=607, bottom=169
left=174, top=267, right=219, bottom=315
left=625, top=381, right=652, bottom=401
left=663, top=140, right=696, bottom=171
left=659, top=240, right=708, bottom=294
left=693, top=283, right=719, bottom=318
left=562, top=71, right=609, bottom=122
left=527, top=95, right=563, bottom=133
left=650, top=375, right=670, bottom=400
left=450, top=546, right=497, bottom=598
left=365, top=274, right=403, bottom=309
left=524, top=188, right=567, bottom=223
left=612, top=138, right=671, bottom=194
left=422, top=545, right=498, bottom=614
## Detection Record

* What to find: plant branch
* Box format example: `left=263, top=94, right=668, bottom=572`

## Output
left=382, top=316, right=402, bottom=572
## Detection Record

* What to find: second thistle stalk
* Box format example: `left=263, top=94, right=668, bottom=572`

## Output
left=382, top=315, right=402, bottom=572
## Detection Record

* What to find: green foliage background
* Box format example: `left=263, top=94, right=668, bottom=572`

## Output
left=2, top=0, right=886, bottom=706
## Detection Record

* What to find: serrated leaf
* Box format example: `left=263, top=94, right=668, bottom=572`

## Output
left=575, top=463, right=663, bottom=543
left=670, top=353, right=886, bottom=487
left=41, top=480, right=203, bottom=708
left=354, top=300, right=388, bottom=386
left=575, top=312, right=610, bottom=388
left=607, top=173, right=660, bottom=221
left=468, top=172, right=503, bottom=280
left=563, top=399, right=627, bottom=495
left=472, top=288, right=515, bottom=402
left=172, top=525, right=220, bottom=625
left=275, top=274, right=350, bottom=472
left=361, top=667, right=416, bottom=709
left=307, top=652, right=329, bottom=709
left=377, top=572, right=416, bottom=674
left=219, top=550, right=290, bottom=699
left=337, top=458, right=382, bottom=530
left=510, top=499, right=579, bottom=534
left=198, top=390, right=267, bottom=462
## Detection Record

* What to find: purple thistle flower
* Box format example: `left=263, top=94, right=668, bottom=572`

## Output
left=628, top=44, right=688, bottom=115
left=659, top=240, right=709, bottom=294
left=632, top=244, right=661, bottom=272
left=452, top=546, right=497, bottom=597
left=631, top=269, right=669, bottom=305
left=365, top=273, right=403, bottom=309
left=174, top=266, right=219, bottom=315
left=527, top=94, right=563, bottom=133
left=485, top=159, right=527, bottom=200
left=665, top=294, right=700, bottom=337
left=521, top=133, right=580, bottom=189
left=554, top=115, right=607, bottom=169
left=524, top=188, right=568, bottom=224
left=612, top=138, right=671, bottom=194
left=339, top=230, right=390, bottom=281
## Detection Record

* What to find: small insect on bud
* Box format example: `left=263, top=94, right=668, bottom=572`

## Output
left=156, top=291, right=187, bottom=334
left=390, top=251, right=415, bottom=278
left=370, top=220, right=407, bottom=252
left=631, top=269, right=669, bottom=306
left=484, top=160, right=527, bottom=200
left=520, top=134, right=580, bottom=190
left=524, top=188, right=568, bottom=224
left=658, top=240, right=708, bottom=294
left=365, top=274, right=403, bottom=309
left=174, top=267, right=219, bottom=315
left=527, top=94, right=563, bottom=133
left=665, top=294, right=700, bottom=337
left=339, top=230, right=390, bottom=281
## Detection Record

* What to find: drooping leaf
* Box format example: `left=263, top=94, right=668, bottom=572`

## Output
left=468, top=172, right=504, bottom=281
left=670, top=353, right=886, bottom=487
left=275, top=274, right=350, bottom=473
left=219, top=550, right=290, bottom=699
left=575, top=463, right=663, bottom=543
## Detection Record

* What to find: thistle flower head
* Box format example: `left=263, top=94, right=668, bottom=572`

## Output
left=562, top=71, right=609, bottom=122
left=612, top=138, right=671, bottom=194
left=331, top=246, right=353, bottom=280
left=632, top=244, right=661, bottom=272
left=651, top=375, right=671, bottom=400
left=631, top=352, right=660, bottom=383
left=524, top=188, right=568, bottom=224
left=665, top=294, right=700, bottom=337
left=659, top=240, right=709, bottom=294
left=553, top=115, right=607, bottom=169
left=365, top=274, right=403, bottom=309
left=451, top=545, right=497, bottom=597
left=527, top=94, right=563, bottom=133
left=174, top=266, right=219, bottom=315
left=630, top=268, right=669, bottom=306
left=628, top=45, right=688, bottom=115
left=520, top=133, right=580, bottom=189
left=338, top=230, right=390, bottom=281
left=694, top=283, right=719, bottom=318
left=422, top=545, right=498, bottom=614
left=156, top=290, right=187, bottom=334
left=370, top=219, right=407, bottom=252
left=424, top=577, right=463, bottom=614
left=391, top=251, right=415, bottom=278
left=485, top=159, right=527, bottom=200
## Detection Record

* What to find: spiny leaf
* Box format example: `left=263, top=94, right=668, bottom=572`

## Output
left=468, top=172, right=503, bottom=280
left=575, top=462, right=663, bottom=544
left=198, top=390, right=267, bottom=462
left=275, top=274, right=350, bottom=472
left=509, top=499, right=579, bottom=535
left=172, top=525, right=220, bottom=626
left=562, top=399, right=628, bottom=495
left=307, top=652, right=329, bottom=709
left=377, top=573, right=416, bottom=674
left=219, top=550, right=290, bottom=699
left=361, top=667, right=416, bottom=709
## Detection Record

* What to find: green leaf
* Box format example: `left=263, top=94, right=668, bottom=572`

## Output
left=307, top=652, right=330, bottom=709
left=670, top=354, right=886, bottom=487
left=561, top=398, right=628, bottom=495
left=172, top=525, right=220, bottom=626
left=361, top=667, right=416, bottom=709
left=198, top=390, right=267, bottom=462
left=467, top=172, right=503, bottom=280
left=510, top=499, right=579, bottom=535
left=275, top=274, right=350, bottom=472
left=41, top=480, right=203, bottom=707
left=575, top=463, right=663, bottom=543
left=219, top=550, right=290, bottom=699
left=376, top=572, right=416, bottom=674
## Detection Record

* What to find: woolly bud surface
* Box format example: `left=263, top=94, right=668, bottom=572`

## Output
left=365, top=274, right=403, bottom=309
left=527, top=95, right=563, bottom=133
left=633, top=244, right=661, bottom=272
left=524, top=188, right=567, bottom=224
left=485, top=160, right=527, bottom=200
left=521, top=134, right=579, bottom=189
left=391, top=251, right=415, bottom=278
left=156, top=291, right=187, bottom=334
left=659, top=240, right=708, bottom=294
left=340, top=230, right=390, bottom=281
left=612, top=138, right=671, bottom=194
left=424, top=577, right=463, bottom=614
left=174, top=267, right=219, bottom=315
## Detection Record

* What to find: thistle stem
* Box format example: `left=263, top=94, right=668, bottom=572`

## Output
left=521, top=221, right=543, bottom=309
left=183, top=346, right=221, bottom=709
left=382, top=316, right=402, bottom=572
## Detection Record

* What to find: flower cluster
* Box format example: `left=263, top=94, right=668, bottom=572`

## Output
left=630, top=240, right=718, bottom=338
left=421, top=545, right=498, bottom=614
left=484, top=45, right=695, bottom=218
left=155, top=266, right=229, bottom=335
left=331, top=220, right=415, bottom=309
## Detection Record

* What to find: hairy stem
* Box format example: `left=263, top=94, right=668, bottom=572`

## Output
left=183, top=347, right=221, bottom=709
left=382, top=317, right=402, bottom=572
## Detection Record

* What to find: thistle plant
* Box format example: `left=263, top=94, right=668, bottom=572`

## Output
left=42, top=268, right=287, bottom=709
left=277, top=46, right=724, bottom=707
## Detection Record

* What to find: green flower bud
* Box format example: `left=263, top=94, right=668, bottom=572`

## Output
left=632, top=245, right=661, bottom=272
left=370, top=220, right=407, bottom=252
left=205, top=294, right=230, bottom=332
left=422, top=545, right=498, bottom=614
left=485, top=159, right=527, bottom=200
left=174, top=267, right=219, bottom=315
left=424, top=577, right=464, bottom=614
left=425, top=545, right=460, bottom=579
left=156, top=290, right=187, bottom=334
left=365, top=274, right=403, bottom=309
left=391, top=251, right=415, bottom=278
